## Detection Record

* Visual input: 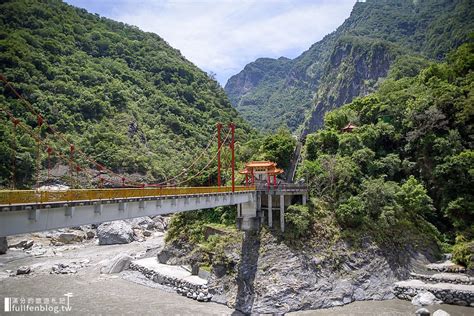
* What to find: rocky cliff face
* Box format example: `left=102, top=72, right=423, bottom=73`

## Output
left=225, top=0, right=474, bottom=135
left=159, top=226, right=439, bottom=314
left=302, top=37, right=399, bottom=136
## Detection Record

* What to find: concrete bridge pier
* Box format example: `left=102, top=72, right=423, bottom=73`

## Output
left=236, top=198, right=260, bottom=231
left=0, top=237, right=7, bottom=254
left=237, top=185, right=307, bottom=232
left=267, top=194, right=272, bottom=227
left=280, top=195, right=285, bottom=232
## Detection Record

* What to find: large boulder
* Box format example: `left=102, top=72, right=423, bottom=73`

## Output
left=9, top=239, right=34, bottom=249
left=52, top=231, right=86, bottom=245
left=412, top=291, right=442, bottom=306
left=100, top=253, right=133, bottom=274
left=152, top=216, right=170, bottom=232
left=16, top=266, right=31, bottom=275
left=433, top=310, right=450, bottom=316
left=0, top=237, right=8, bottom=254
left=97, top=221, right=134, bottom=245
left=126, top=217, right=154, bottom=229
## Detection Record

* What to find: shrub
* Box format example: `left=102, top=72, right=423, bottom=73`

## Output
left=397, top=176, right=434, bottom=218
left=285, top=204, right=312, bottom=239
left=336, top=196, right=365, bottom=227
left=452, top=236, right=474, bottom=268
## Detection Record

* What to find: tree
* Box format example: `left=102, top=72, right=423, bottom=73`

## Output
left=258, top=128, right=296, bottom=170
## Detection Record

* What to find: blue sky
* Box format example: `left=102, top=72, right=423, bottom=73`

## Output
left=64, top=0, right=355, bottom=85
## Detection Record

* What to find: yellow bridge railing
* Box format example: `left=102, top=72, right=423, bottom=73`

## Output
left=0, top=186, right=256, bottom=206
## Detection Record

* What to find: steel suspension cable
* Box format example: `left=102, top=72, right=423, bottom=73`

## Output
left=0, top=74, right=138, bottom=185
left=0, top=106, right=137, bottom=188
left=169, top=129, right=231, bottom=187
left=150, top=131, right=218, bottom=186
left=1, top=74, right=221, bottom=188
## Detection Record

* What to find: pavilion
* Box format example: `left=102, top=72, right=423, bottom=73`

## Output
left=239, top=161, right=283, bottom=188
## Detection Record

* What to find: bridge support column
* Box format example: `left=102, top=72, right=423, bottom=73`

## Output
left=28, top=208, right=39, bottom=221
left=280, top=194, right=285, bottom=232
left=65, top=206, right=75, bottom=217
left=237, top=200, right=259, bottom=231
left=0, top=237, right=7, bottom=254
left=94, top=202, right=103, bottom=214
left=302, top=194, right=307, bottom=206
left=237, top=204, right=242, bottom=217
left=268, top=194, right=272, bottom=227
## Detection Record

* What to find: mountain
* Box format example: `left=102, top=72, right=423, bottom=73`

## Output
left=0, top=0, right=254, bottom=188
left=225, top=0, right=474, bottom=135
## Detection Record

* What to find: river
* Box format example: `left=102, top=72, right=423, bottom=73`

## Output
left=0, top=233, right=472, bottom=315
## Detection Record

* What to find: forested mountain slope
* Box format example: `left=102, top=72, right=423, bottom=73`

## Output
left=0, top=0, right=254, bottom=188
left=225, top=0, right=474, bottom=135
left=299, top=43, right=473, bottom=265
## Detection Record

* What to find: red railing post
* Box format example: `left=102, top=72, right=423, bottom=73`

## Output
left=217, top=122, right=222, bottom=187
left=69, top=144, right=75, bottom=186
left=229, top=122, right=235, bottom=192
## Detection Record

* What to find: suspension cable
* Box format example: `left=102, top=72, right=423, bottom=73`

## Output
left=1, top=74, right=221, bottom=188
left=170, top=129, right=231, bottom=187
left=0, top=106, right=136, bottom=188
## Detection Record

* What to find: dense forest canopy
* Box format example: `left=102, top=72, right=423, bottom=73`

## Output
left=0, top=0, right=254, bottom=188
left=298, top=43, right=473, bottom=266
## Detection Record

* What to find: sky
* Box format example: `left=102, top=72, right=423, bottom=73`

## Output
left=64, top=0, right=355, bottom=85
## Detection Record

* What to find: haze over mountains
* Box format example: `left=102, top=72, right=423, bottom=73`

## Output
left=225, top=0, right=474, bottom=135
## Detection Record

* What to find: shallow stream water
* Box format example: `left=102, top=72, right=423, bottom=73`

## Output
left=0, top=234, right=472, bottom=315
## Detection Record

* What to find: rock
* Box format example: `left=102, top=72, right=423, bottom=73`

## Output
left=126, top=217, right=154, bottom=229
left=85, top=230, right=95, bottom=239
left=412, top=291, right=442, bottom=306
left=97, top=221, right=134, bottom=245
left=157, top=249, right=172, bottom=264
left=191, top=264, right=199, bottom=275
left=16, top=266, right=31, bottom=275
left=143, top=230, right=152, bottom=237
left=100, top=254, right=133, bottom=274
left=212, top=263, right=227, bottom=278
left=0, top=237, right=7, bottom=254
left=433, top=310, right=450, bottom=316
left=51, top=261, right=88, bottom=274
left=197, top=292, right=206, bottom=301
left=133, top=228, right=144, bottom=240
left=9, top=239, right=34, bottom=250
left=52, top=231, right=86, bottom=244
left=416, top=308, right=430, bottom=316
left=52, top=263, right=77, bottom=274
left=152, top=216, right=170, bottom=232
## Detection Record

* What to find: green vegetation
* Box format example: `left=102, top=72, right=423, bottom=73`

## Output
left=165, top=206, right=242, bottom=269
left=0, top=0, right=254, bottom=188
left=299, top=43, right=474, bottom=264
left=284, top=204, right=312, bottom=240
left=252, top=129, right=296, bottom=170
left=225, top=0, right=473, bottom=134
left=452, top=236, right=474, bottom=269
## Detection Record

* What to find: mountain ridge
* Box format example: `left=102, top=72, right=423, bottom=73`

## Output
left=225, top=0, right=474, bottom=135
left=0, top=0, right=254, bottom=188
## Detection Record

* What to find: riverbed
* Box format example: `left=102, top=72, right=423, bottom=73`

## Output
left=0, top=233, right=472, bottom=315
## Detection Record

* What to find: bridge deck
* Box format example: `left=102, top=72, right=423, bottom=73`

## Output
left=0, top=186, right=255, bottom=208
left=0, top=187, right=256, bottom=236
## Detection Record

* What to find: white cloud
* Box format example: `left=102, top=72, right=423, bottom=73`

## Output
left=69, top=0, right=355, bottom=85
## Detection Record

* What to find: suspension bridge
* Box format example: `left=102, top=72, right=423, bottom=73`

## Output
left=0, top=74, right=306, bottom=238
